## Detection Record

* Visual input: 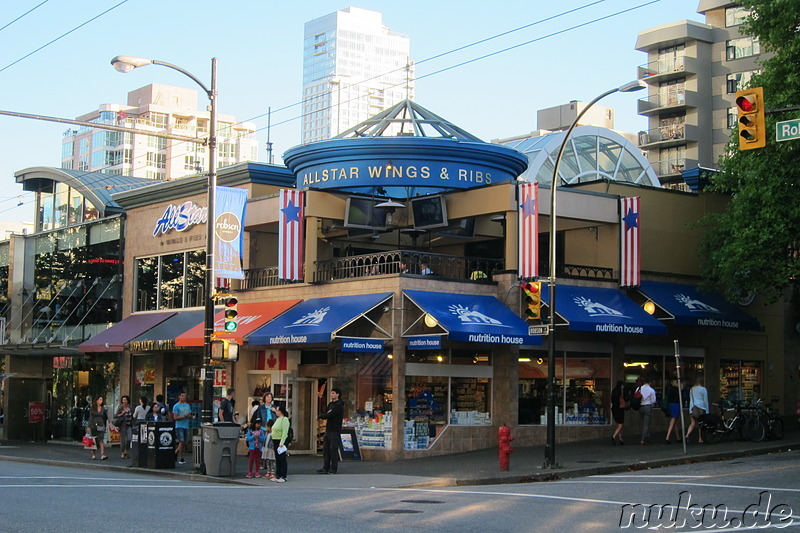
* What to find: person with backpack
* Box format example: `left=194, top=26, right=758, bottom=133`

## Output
left=270, top=404, right=291, bottom=483
left=638, top=376, right=656, bottom=446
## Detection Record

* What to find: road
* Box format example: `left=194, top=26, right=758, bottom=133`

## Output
left=2, top=451, right=799, bottom=532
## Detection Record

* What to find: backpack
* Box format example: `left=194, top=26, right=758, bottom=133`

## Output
left=284, top=426, right=294, bottom=446
left=630, top=387, right=643, bottom=411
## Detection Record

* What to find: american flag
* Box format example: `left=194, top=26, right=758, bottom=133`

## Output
left=279, top=189, right=305, bottom=280
left=620, top=196, right=641, bottom=287
left=518, top=182, right=539, bottom=279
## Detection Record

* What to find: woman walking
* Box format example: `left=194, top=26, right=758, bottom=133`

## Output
left=270, top=405, right=291, bottom=483
left=88, top=396, right=109, bottom=460
left=685, top=378, right=709, bottom=444
left=133, top=396, right=150, bottom=428
left=610, top=381, right=626, bottom=445
left=664, top=380, right=682, bottom=444
left=114, top=395, right=133, bottom=458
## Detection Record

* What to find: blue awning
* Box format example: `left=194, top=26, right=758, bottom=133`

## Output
left=540, top=284, right=666, bottom=335
left=403, top=290, right=541, bottom=345
left=247, top=292, right=393, bottom=345
left=637, top=281, right=760, bottom=331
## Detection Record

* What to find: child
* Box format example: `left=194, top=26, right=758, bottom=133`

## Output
left=262, top=418, right=276, bottom=479
left=245, top=418, right=267, bottom=478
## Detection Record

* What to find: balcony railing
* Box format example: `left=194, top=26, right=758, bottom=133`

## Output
left=638, top=124, right=686, bottom=145
left=241, top=266, right=303, bottom=290
left=638, top=56, right=686, bottom=79
left=314, top=250, right=503, bottom=283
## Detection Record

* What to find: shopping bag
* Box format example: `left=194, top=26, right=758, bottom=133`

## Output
left=82, top=435, right=96, bottom=449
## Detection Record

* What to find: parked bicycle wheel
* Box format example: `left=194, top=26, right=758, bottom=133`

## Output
left=745, top=414, right=766, bottom=442
left=703, top=426, right=722, bottom=444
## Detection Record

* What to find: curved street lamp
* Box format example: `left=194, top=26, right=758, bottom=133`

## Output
left=112, top=55, right=219, bottom=424
left=544, top=79, right=646, bottom=468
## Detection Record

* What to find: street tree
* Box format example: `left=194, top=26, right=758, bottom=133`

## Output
left=698, top=0, right=800, bottom=303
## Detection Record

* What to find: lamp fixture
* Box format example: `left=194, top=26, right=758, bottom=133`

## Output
left=623, top=362, right=649, bottom=368
left=518, top=357, right=532, bottom=363
left=643, top=301, right=656, bottom=315
left=424, top=313, right=438, bottom=328
left=375, top=199, right=405, bottom=210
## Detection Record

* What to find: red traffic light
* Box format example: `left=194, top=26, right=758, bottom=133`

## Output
left=736, top=95, right=756, bottom=112
left=224, top=297, right=238, bottom=308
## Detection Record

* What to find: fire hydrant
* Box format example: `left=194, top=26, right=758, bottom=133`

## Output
left=498, top=424, right=514, bottom=471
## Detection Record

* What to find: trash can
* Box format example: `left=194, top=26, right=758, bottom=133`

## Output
left=131, top=423, right=149, bottom=467
left=192, top=434, right=203, bottom=471
left=202, top=422, right=240, bottom=476
left=147, top=421, right=176, bottom=469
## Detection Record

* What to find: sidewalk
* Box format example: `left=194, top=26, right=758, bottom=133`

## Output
left=1, top=425, right=797, bottom=489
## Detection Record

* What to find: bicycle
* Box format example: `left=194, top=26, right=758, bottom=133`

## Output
left=700, top=400, right=749, bottom=444
left=747, top=399, right=783, bottom=442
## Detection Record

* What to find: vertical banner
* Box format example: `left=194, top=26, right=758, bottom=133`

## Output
left=214, top=186, right=248, bottom=279
left=518, top=181, right=539, bottom=279
left=620, top=196, right=641, bottom=287
left=279, top=189, right=305, bottom=280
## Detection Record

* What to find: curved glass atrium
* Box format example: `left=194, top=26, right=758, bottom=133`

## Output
left=498, top=126, right=661, bottom=187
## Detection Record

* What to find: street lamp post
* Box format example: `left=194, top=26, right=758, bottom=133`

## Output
left=543, top=79, right=646, bottom=468
left=111, top=55, right=219, bottom=423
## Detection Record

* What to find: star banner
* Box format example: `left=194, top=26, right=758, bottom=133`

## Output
left=620, top=196, right=641, bottom=287
left=518, top=182, right=539, bottom=279
left=279, top=189, right=305, bottom=280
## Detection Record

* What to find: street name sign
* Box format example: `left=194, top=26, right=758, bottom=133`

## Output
left=776, top=119, right=800, bottom=142
left=528, top=325, right=549, bottom=336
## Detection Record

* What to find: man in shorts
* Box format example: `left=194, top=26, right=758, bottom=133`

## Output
left=172, top=392, right=193, bottom=465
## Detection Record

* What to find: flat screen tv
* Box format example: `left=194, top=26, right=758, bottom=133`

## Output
left=438, top=217, right=475, bottom=238
left=411, top=195, right=448, bottom=230
left=344, top=197, right=388, bottom=230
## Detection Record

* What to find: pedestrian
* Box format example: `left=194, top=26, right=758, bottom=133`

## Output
left=610, top=381, right=626, bottom=445
left=638, top=376, right=656, bottom=446
left=113, top=395, right=133, bottom=458
left=262, top=419, right=276, bottom=479
left=133, top=396, right=150, bottom=428
left=317, top=387, right=344, bottom=474
left=147, top=401, right=165, bottom=422
left=218, top=388, right=235, bottom=422
left=154, top=394, right=167, bottom=419
left=664, top=380, right=682, bottom=444
left=257, top=391, right=277, bottom=426
left=270, top=404, right=290, bottom=483
left=172, top=391, right=194, bottom=465
left=685, top=378, right=709, bottom=444
left=245, top=418, right=267, bottom=478
left=248, top=399, right=260, bottom=424
left=88, top=396, right=109, bottom=460
left=420, top=262, right=433, bottom=275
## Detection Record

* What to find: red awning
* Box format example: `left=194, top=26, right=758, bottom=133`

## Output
left=174, top=300, right=301, bottom=347
left=78, top=311, right=176, bottom=353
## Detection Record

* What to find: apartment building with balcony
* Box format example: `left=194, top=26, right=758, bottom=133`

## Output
left=61, top=84, right=258, bottom=181
left=635, top=1, right=767, bottom=188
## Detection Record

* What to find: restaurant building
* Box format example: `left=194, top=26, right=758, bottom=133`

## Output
left=6, top=100, right=782, bottom=460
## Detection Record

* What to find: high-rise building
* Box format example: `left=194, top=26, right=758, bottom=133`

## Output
left=61, top=84, right=258, bottom=180
left=635, top=1, right=767, bottom=189
left=302, top=7, right=414, bottom=143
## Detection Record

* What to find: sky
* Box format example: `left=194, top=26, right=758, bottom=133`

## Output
left=0, top=0, right=703, bottom=224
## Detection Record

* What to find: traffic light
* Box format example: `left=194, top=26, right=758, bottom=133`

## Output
left=736, top=87, right=766, bottom=150
left=223, top=297, right=238, bottom=331
left=521, top=281, right=542, bottom=321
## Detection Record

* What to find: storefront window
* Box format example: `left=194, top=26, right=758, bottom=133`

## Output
left=719, top=361, right=761, bottom=405
left=405, top=376, right=448, bottom=449
left=518, top=352, right=610, bottom=425
left=134, top=250, right=206, bottom=311
left=451, top=377, right=491, bottom=425
left=131, top=354, right=156, bottom=403
left=345, top=352, right=393, bottom=449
